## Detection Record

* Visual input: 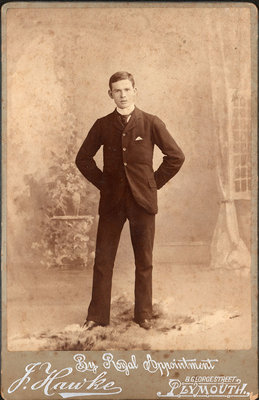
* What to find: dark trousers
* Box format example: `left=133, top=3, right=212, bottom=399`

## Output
left=87, top=185, right=155, bottom=325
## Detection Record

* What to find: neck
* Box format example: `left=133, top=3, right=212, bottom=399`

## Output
left=116, top=104, right=135, bottom=115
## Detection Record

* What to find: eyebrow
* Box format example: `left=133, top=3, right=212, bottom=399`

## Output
left=113, top=87, right=131, bottom=91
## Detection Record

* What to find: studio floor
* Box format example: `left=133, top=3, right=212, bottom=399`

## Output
left=7, top=261, right=251, bottom=351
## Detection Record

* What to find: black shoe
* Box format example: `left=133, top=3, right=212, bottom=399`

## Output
left=138, top=319, right=152, bottom=330
left=82, top=320, right=99, bottom=331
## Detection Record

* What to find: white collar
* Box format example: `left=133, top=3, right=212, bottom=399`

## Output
left=116, top=105, right=135, bottom=116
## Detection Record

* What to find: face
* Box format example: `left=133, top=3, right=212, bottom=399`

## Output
left=108, top=79, right=137, bottom=109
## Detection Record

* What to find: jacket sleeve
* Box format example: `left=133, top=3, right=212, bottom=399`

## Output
left=152, top=116, right=185, bottom=189
left=75, top=119, right=104, bottom=190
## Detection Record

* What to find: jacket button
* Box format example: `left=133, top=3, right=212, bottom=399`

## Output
left=123, top=147, right=126, bottom=151
left=124, top=162, right=127, bottom=166
left=122, top=133, right=126, bottom=136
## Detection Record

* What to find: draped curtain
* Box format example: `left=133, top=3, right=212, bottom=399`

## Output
left=205, top=9, right=251, bottom=270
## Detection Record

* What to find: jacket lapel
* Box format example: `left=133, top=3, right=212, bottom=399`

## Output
left=123, top=107, right=142, bottom=134
left=112, top=109, right=123, bottom=131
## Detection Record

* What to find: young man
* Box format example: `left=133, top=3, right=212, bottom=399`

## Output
left=75, top=71, right=185, bottom=330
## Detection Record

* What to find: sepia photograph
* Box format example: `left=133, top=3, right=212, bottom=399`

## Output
left=2, top=3, right=256, bottom=356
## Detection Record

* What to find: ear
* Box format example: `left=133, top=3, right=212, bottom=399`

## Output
left=108, top=89, right=113, bottom=99
left=133, top=87, right=137, bottom=95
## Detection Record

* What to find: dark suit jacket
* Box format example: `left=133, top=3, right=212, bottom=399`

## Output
left=76, top=107, right=185, bottom=215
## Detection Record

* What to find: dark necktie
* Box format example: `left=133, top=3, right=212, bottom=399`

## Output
left=120, top=114, right=131, bottom=126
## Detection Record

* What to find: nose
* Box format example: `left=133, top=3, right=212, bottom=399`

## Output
left=121, top=90, right=126, bottom=98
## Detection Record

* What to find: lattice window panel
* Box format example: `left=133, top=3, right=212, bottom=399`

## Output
left=230, top=93, right=251, bottom=200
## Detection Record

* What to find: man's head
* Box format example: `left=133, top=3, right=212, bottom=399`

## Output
left=108, top=71, right=137, bottom=109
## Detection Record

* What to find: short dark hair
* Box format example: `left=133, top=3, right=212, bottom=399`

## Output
left=109, top=71, right=135, bottom=90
